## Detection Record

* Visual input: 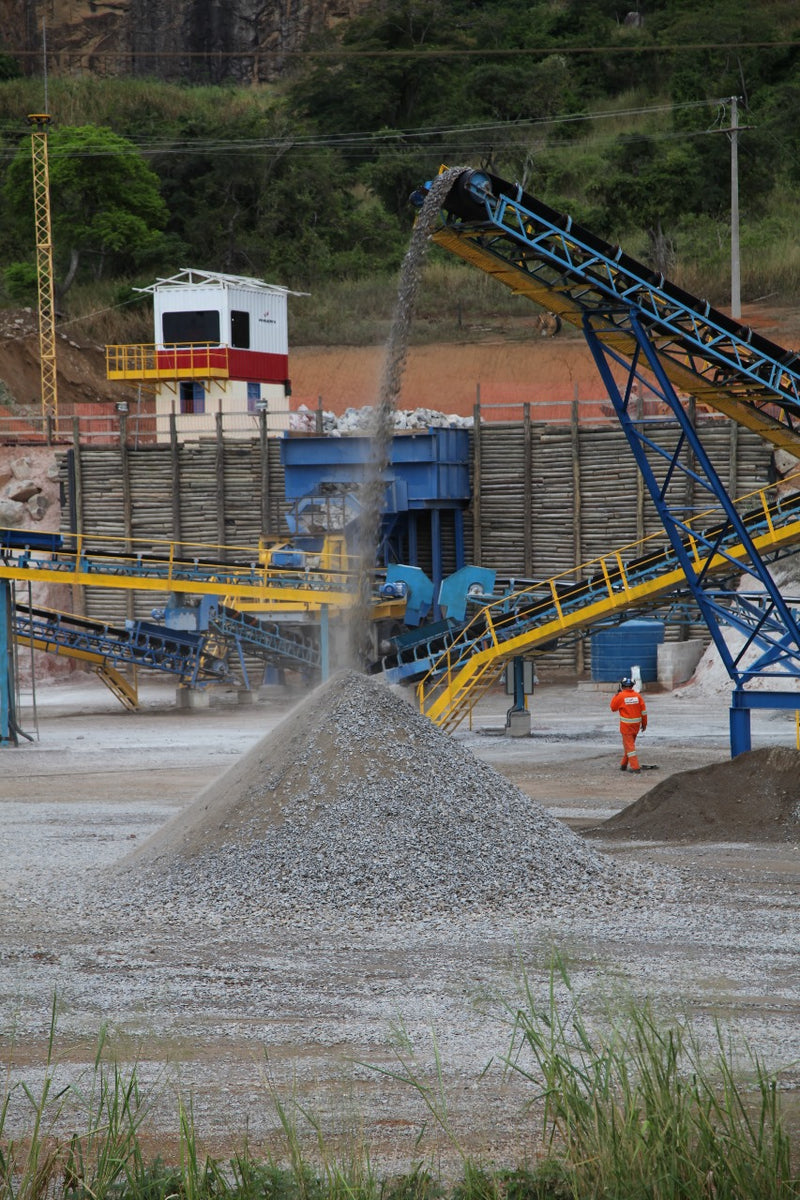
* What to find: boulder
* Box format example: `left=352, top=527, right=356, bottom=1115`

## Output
left=27, top=494, right=50, bottom=521
left=0, top=498, right=25, bottom=526
left=6, top=479, right=41, bottom=504
left=10, top=456, right=33, bottom=479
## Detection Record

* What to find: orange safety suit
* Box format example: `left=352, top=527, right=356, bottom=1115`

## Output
left=610, top=686, right=647, bottom=771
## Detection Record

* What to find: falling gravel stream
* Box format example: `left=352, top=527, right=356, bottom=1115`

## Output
left=347, top=167, right=467, bottom=666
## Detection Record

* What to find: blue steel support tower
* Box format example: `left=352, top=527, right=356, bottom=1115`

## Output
left=417, top=168, right=800, bottom=754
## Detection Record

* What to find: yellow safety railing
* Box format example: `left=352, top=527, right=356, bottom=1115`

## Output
left=417, top=477, right=800, bottom=731
left=0, top=531, right=355, bottom=608
left=106, top=343, right=231, bottom=381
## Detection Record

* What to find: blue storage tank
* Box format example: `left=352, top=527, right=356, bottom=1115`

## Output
left=591, top=619, right=665, bottom=683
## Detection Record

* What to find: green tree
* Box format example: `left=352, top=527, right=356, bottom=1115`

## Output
left=588, top=134, right=710, bottom=271
left=290, top=0, right=471, bottom=138
left=149, top=105, right=407, bottom=286
left=2, top=123, right=170, bottom=299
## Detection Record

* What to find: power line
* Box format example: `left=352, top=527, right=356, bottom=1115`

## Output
left=4, top=39, right=800, bottom=61
left=0, top=98, right=727, bottom=161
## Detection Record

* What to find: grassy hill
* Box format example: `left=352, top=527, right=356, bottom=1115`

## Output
left=2, top=0, right=800, bottom=343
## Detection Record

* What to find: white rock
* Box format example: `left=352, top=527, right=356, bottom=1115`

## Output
left=0, top=498, right=25, bottom=525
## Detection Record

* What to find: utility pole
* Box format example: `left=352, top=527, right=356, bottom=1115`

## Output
left=729, top=95, right=741, bottom=320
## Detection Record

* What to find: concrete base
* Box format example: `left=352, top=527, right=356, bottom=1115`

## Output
left=586, top=679, right=625, bottom=693
left=657, top=638, right=705, bottom=690
left=175, top=687, right=211, bottom=710
left=237, top=688, right=256, bottom=705
left=505, top=709, right=532, bottom=737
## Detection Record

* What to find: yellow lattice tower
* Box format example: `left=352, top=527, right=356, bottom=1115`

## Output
left=27, top=113, right=58, bottom=424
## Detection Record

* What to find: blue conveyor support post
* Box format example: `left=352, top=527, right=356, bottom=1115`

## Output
left=320, top=604, right=329, bottom=681
left=0, top=580, right=12, bottom=745
left=728, top=689, right=800, bottom=755
left=729, top=690, right=752, bottom=756
left=582, top=309, right=800, bottom=756
left=233, top=636, right=251, bottom=692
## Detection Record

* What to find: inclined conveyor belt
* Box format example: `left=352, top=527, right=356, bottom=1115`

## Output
left=383, top=490, right=800, bottom=689
left=413, top=489, right=800, bottom=731
left=428, top=168, right=800, bottom=454
left=14, top=604, right=228, bottom=682
left=211, top=605, right=322, bottom=670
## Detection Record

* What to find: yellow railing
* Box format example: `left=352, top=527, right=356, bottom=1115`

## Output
left=106, top=343, right=231, bottom=381
left=417, top=477, right=800, bottom=731
left=0, top=531, right=354, bottom=607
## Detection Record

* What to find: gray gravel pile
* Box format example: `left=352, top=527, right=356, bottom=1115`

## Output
left=111, top=671, right=628, bottom=920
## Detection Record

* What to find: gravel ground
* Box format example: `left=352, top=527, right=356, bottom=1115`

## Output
left=1, top=674, right=799, bottom=1169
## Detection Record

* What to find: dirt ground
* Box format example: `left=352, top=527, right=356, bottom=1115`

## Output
left=1, top=674, right=799, bottom=1168
left=0, top=309, right=133, bottom=416
left=280, top=302, right=800, bottom=417
left=2, top=299, right=800, bottom=421
left=1, top=299, right=800, bottom=1165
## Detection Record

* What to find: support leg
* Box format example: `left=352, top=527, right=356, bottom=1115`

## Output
left=729, top=692, right=752, bottom=756
left=505, top=656, right=531, bottom=737
left=0, top=581, right=17, bottom=746
left=320, top=604, right=329, bottom=682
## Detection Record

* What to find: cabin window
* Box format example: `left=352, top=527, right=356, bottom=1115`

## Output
left=162, top=310, right=220, bottom=345
left=247, top=382, right=261, bottom=413
left=179, top=381, right=206, bottom=414
left=231, top=310, right=250, bottom=349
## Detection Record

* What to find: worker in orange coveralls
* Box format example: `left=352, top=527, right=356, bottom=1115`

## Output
left=610, top=676, right=647, bottom=773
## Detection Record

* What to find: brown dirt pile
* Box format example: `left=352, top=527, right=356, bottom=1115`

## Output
left=594, top=746, right=800, bottom=843
left=0, top=310, right=136, bottom=413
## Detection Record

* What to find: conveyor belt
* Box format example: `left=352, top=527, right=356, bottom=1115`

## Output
left=430, top=169, right=800, bottom=454
left=211, top=605, right=322, bottom=671
left=13, top=604, right=229, bottom=708
left=0, top=534, right=354, bottom=608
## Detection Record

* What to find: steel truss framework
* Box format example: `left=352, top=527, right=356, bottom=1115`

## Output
left=210, top=605, right=322, bottom=690
left=427, top=169, right=800, bottom=752
left=28, top=115, right=58, bottom=423
left=587, top=318, right=800, bottom=752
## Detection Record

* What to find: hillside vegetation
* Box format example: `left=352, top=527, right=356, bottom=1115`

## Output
left=1, top=0, right=800, bottom=345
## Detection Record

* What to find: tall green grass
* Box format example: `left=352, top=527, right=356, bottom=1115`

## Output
left=499, top=957, right=797, bottom=1199
left=60, top=230, right=800, bottom=356
left=1, top=974, right=797, bottom=1200
left=62, top=261, right=579, bottom=351
left=0, top=998, right=154, bottom=1200
left=0, top=76, right=280, bottom=137
left=4, top=73, right=800, bottom=339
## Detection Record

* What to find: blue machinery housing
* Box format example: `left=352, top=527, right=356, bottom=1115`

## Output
left=281, top=428, right=470, bottom=597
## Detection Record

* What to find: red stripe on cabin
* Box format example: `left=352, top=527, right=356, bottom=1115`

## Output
left=154, top=347, right=288, bottom=383
left=227, top=349, right=288, bottom=382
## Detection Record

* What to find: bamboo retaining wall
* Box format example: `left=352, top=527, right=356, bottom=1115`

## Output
left=58, top=411, right=775, bottom=677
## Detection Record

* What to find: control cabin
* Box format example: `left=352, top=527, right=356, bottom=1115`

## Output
left=105, top=269, right=298, bottom=442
